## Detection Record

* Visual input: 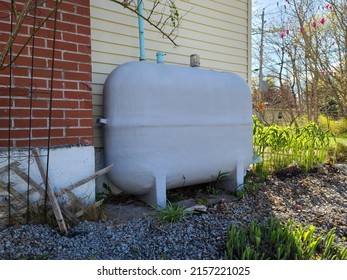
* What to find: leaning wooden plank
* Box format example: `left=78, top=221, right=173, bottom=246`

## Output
left=74, top=199, right=104, bottom=218
left=0, top=162, right=20, bottom=174
left=60, top=188, right=87, bottom=212
left=56, top=164, right=113, bottom=195
left=61, top=204, right=80, bottom=224
left=32, top=149, right=68, bottom=234
left=11, top=164, right=46, bottom=198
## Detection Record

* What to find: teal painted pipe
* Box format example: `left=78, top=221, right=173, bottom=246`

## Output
left=156, top=51, right=165, bottom=63
left=137, top=0, right=146, bottom=61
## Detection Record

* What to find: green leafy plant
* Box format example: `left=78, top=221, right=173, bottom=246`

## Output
left=96, top=183, right=115, bottom=203
left=157, top=201, right=187, bottom=224
left=225, top=217, right=347, bottom=260
left=236, top=169, right=266, bottom=198
left=253, top=115, right=331, bottom=172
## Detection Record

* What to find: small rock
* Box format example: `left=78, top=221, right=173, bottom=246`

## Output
left=185, top=205, right=208, bottom=213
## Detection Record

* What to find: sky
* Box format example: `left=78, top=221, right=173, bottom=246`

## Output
left=252, top=0, right=282, bottom=8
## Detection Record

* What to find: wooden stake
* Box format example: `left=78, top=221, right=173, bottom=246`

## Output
left=33, top=149, right=68, bottom=234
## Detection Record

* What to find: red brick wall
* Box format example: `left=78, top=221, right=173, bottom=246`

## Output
left=0, top=0, right=93, bottom=148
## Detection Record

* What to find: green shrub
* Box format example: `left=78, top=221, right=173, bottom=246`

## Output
left=253, top=115, right=331, bottom=172
left=225, top=217, right=347, bottom=260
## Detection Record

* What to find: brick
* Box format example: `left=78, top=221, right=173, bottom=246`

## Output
left=14, top=119, right=48, bottom=128
left=65, top=109, right=92, bottom=119
left=0, top=97, right=10, bottom=107
left=0, top=129, right=10, bottom=139
left=64, top=90, right=91, bottom=100
left=12, top=67, right=29, bottom=77
left=64, top=71, right=90, bottom=82
left=15, top=98, right=49, bottom=108
left=52, top=60, right=78, bottom=71
left=30, top=47, right=62, bottom=60
left=32, top=128, right=64, bottom=138
left=9, top=129, right=30, bottom=139
left=47, top=40, right=78, bottom=52
left=76, top=5, right=90, bottom=17
left=63, top=13, right=89, bottom=26
left=79, top=118, right=93, bottom=127
left=15, top=138, right=49, bottom=148
left=75, top=0, right=89, bottom=8
left=66, top=127, right=92, bottom=137
left=14, top=77, right=47, bottom=88
left=29, top=37, right=46, bottom=48
left=63, top=52, right=90, bottom=63
left=15, top=56, right=47, bottom=68
left=63, top=81, right=79, bottom=90
left=50, top=118, right=78, bottom=127
left=33, top=109, right=64, bottom=118
left=0, top=32, right=10, bottom=43
left=0, top=119, right=10, bottom=128
left=52, top=99, right=79, bottom=109
left=78, top=63, right=92, bottom=73
left=79, top=100, right=92, bottom=109
left=63, top=32, right=90, bottom=45
left=0, top=9, right=11, bottom=23
left=0, top=139, right=11, bottom=148
left=59, top=2, right=76, bottom=13
left=8, top=108, right=30, bottom=117
left=76, top=25, right=90, bottom=36
left=35, top=89, right=64, bottom=99
left=46, top=21, right=76, bottom=33
left=78, top=44, right=91, bottom=55
left=9, top=43, right=29, bottom=56
left=35, top=28, right=62, bottom=40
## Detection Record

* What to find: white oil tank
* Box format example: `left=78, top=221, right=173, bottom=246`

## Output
left=102, top=61, right=252, bottom=207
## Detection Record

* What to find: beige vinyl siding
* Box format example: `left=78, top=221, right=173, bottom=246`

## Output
left=91, top=0, right=251, bottom=147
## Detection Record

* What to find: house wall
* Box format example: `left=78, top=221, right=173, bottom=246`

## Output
left=0, top=0, right=95, bottom=201
left=90, top=0, right=252, bottom=148
left=0, top=0, right=93, bottom=148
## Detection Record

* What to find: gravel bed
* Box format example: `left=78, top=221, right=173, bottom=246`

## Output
left=0, top=163, right=346, bottom=260
left=0, top=213, right=233, bottom=260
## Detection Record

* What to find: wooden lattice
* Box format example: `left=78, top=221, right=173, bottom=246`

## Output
left=0, top=159, right=111, bottom=232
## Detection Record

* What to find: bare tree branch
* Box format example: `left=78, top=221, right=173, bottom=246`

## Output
left=109, top=0, right=184, bottom=46
left=0, top=0, right=63, bottom=71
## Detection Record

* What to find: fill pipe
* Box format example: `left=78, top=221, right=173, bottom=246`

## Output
left=137, top=0, right=146, bottom=60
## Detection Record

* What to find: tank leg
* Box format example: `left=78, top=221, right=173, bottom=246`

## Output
left=220, top=161, right=245, bottom=192
left=235, top=160, right=245, bottom=191
left=139, top=174, right=167, bottom=207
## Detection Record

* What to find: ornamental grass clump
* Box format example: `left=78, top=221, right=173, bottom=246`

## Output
left=157, top=201, right=187, bottom=224
left=225, top=217, right=347, bottom=260
left=253, top=116, right=331, bottom=172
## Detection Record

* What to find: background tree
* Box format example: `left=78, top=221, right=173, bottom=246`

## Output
left=253, top=0, right=347, bottom=123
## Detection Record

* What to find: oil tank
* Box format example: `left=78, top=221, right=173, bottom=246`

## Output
left=102, top=61, right=252, bottom=207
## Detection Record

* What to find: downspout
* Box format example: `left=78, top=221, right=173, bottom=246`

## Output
left=137, top=0, right=146, bottom=61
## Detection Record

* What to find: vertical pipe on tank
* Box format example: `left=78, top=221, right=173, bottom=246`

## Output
left=137, top=0, right=146, bottom=61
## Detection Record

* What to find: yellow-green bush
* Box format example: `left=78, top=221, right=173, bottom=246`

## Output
left=318, top=115, right=347, bottom=136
